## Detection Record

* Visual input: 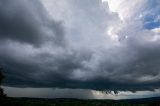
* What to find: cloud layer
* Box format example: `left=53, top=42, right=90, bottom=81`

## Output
left=0, top=0, right=160, bottom=93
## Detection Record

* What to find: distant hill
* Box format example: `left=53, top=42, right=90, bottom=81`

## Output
left=0, top=96, right=160, bottom=106
left=119, top=97, right=160, bottom=104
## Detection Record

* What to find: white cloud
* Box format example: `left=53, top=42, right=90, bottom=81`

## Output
left=102, top=0, right=146, bottom=21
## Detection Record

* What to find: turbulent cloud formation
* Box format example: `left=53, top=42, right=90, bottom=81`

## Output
left=0, top=0, right=160, bottom=94
left=0, top=0, right=65, bottom=46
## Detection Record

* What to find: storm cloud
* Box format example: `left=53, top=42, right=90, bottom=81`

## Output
left=0, top=0, right=65, bottom=46
left=0, top=0, right=160, bottom=94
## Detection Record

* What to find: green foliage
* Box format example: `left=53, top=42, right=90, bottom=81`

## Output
left=0, top=67, right=5, bottom=84
left=0, top=66, right=6, bottom=97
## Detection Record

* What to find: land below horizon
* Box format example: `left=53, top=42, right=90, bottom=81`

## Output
left=1, top=96, right=160, bottom=106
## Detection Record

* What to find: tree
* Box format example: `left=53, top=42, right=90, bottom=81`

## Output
left=0, top=67, right=5, bottom=97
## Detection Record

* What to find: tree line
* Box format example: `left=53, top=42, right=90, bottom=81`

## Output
left=0, top=66, right=6, bottom=97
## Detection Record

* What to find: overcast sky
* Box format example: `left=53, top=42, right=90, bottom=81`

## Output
left=0, top=0, right=160, bottom=99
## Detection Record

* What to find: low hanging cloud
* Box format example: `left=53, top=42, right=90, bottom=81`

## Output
left=0, top=0, right=160, bottom=93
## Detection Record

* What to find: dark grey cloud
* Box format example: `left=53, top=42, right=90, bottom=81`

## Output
left=0, top=0, right=160, bottom=95
left=0, top=0, right=65, bottom=46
